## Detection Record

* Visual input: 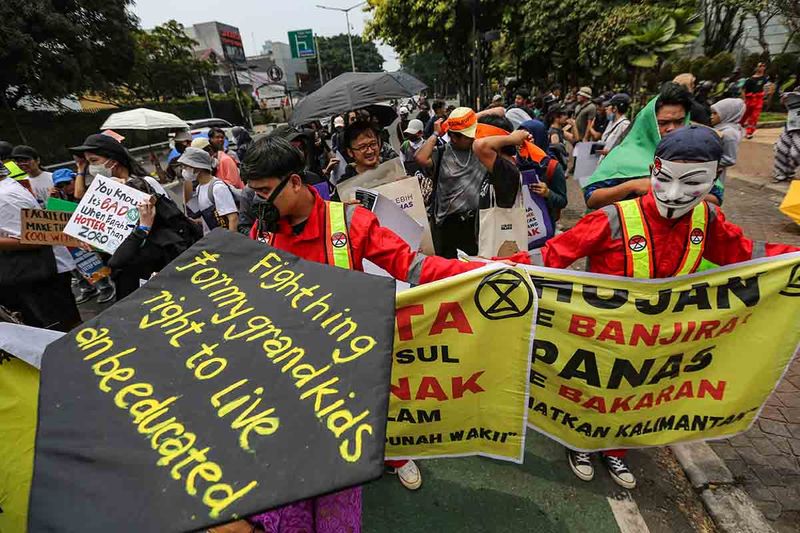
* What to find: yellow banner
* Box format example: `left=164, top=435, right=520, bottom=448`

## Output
left=0, top=356, right=39, bottom=533
left=524, top=253, right=800, bottom=451
left=385, top=266, right=535, bottom=463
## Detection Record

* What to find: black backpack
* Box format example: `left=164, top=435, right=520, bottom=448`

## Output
left=153, top=192, right=203, bottom=252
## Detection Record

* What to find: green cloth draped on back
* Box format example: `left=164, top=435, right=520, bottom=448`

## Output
left=584, top=96, right=690, bottom=189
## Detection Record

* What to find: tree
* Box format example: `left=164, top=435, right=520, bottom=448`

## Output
left=367, top=0, right=506, bottom=106
left=617, top=8, right=704, bottom=96
left=106, top=20, right=214, bottom=103
left=400, top=50, right=452, bottom=96
left=744, top=1, right=780, bottom=57
left=701, top=0, right=748, bottom=56
left=308, top=34, right=384, bottom=85
left=0, top=0, right=138, bottom=108
left=775, top=0, right=800, bottom=52
left=579, top=3, right=669, bottom=85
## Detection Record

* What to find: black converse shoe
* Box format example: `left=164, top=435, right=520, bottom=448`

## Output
left=567, top=449, right=594, bottom=481
left=602, top=455, right=636, bottom=489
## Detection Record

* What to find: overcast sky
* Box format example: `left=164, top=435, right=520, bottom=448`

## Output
left=130, top=0, right=400, bottom=71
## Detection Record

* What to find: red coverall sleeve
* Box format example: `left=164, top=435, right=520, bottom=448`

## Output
left=705, top=207, right=800, bottom=265
left=351, top=208, right=483, bottom=284
left=539, top=209, right=613, bottom=268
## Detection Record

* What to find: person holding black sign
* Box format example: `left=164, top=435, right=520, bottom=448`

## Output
left=239, top=135, right=500, bottom=528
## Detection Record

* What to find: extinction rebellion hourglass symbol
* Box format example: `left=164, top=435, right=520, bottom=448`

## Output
left=628, top=235, right=647, bottom=252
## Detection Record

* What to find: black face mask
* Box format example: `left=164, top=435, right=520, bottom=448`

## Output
left=256, top=174, right=293, bottom=235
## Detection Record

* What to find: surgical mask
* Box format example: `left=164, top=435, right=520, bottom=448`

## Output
left=88, top=160, right=116, bottom=178
left=650, top=157, right=718, bottom=219
left=256, top=174, right=294, bottom=234
left=182, top=168, right=197, bottom=182
left=608, top=112, right=616, bottom=122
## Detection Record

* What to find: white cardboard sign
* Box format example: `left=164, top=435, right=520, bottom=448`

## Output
left=64, top=175, right=151, bottom=254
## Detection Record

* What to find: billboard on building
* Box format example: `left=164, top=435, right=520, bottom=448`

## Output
left=218, top=23, right=245, bottom=63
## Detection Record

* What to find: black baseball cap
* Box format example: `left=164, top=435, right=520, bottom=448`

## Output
left=69, top=133, right=130, bottom=164
left=11, top=145, right=39, bottom=160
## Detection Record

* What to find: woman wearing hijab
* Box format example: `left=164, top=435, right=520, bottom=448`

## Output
left=710, top=98, right=746, bottom=187
left=517, top=119, right=568, bottom=223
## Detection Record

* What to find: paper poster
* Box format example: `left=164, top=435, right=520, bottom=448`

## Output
left=19, top=209, right=82, bottom=247
left=372, top=176, right=435, bottom=255
left=355, top=188, right=424, bottom=251
left=63, top=176, right=151, bottom=254
left=69, top=248, right=111, bottom=284
left=29, top=230, right=396, bottom=532
left=573, top=142, right=601, bottom=188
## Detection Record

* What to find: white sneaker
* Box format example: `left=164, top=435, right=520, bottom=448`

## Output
left=567, top=450, right=594, bottom=481
left=391, top=460, right=422, bottom=490
left=603, top=455, right=636, bottom=489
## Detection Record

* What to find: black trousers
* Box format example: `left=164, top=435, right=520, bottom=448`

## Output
left=0, top=272, right=82, bottom=332
left=433, top=211, right=477, bottom=259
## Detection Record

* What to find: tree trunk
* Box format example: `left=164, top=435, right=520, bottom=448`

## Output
left=754, top=12, right=772, bottom=57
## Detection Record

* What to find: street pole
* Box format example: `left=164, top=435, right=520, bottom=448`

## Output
left=317, top=2, right=365, bottom=73
left=228, top=62, right=246, bottom=124
left=345, top=10, right=356, bottom=72
left=200, top=73, right=214, bottom=117
left=315, top=34, right=325, bottom=86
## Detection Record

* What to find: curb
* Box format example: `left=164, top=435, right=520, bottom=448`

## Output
left=728, top=174, right=793, bottom=196
left=671, top=442, right=775, bottom=533
left=757, top=121, right=785, bottom=129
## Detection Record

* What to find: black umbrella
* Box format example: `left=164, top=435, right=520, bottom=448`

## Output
left=364, top=104, right=398, bottom=129
left=290, top=71, right=427, bottom=126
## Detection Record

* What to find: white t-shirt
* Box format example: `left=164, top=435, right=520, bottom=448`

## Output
left=194, top=180, right=237, bottom=234
left=27, top=171, right=53, bottom=206
left=0, top=177, right=74, bottom=273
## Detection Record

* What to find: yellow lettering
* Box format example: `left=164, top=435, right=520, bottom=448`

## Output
left=203, top=481, right=259, bottom=519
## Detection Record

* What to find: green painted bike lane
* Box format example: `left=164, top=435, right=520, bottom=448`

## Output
left=363, top=431, right=622, bottom=533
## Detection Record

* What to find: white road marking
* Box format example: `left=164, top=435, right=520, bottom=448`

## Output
left=607, top=493, right=651, bottom=533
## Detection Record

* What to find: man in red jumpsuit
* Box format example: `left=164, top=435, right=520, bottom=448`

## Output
left=523, top=125, right=800, bottom=488
left=241, top=135, right=499, bottom=499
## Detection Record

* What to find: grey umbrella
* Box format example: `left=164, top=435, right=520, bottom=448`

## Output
left=290, top=71, right=427, bottom=126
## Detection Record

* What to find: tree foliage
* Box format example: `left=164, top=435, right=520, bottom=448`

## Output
left=399, top=50, right=452, bottom=95
left=0, top=0, right=138, bottom=107
left=308, top=33, right=385, bottom=84
left=367, top=0, right=506, bottom=102
left=617, top=9, right=704, bottom=69
left=107, top=20, right=214, bottom=103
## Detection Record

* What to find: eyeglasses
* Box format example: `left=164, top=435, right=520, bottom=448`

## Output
left=352, top=141, right=379, bottom=153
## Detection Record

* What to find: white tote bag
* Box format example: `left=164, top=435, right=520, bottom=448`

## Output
left=478, top=182, right=527, bottom=258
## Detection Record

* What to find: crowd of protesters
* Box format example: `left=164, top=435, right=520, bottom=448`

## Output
left=2, top=55, right=800, bottom=533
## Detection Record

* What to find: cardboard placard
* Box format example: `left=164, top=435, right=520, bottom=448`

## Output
left=372, top=177, right=435, bottom=255
left=29, top=230, right=396, bottom=532
left=63, top=176, right=151, bottom=254
left=19, top=209, right=82, bottom=247
left=334, top=158, right=406, bottom=202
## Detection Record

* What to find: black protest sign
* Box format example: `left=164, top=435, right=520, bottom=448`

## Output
left=29, top=229, right=396, bottom=532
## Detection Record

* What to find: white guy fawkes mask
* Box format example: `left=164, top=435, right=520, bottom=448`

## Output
left=650, top=157, right=718, bottom=219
